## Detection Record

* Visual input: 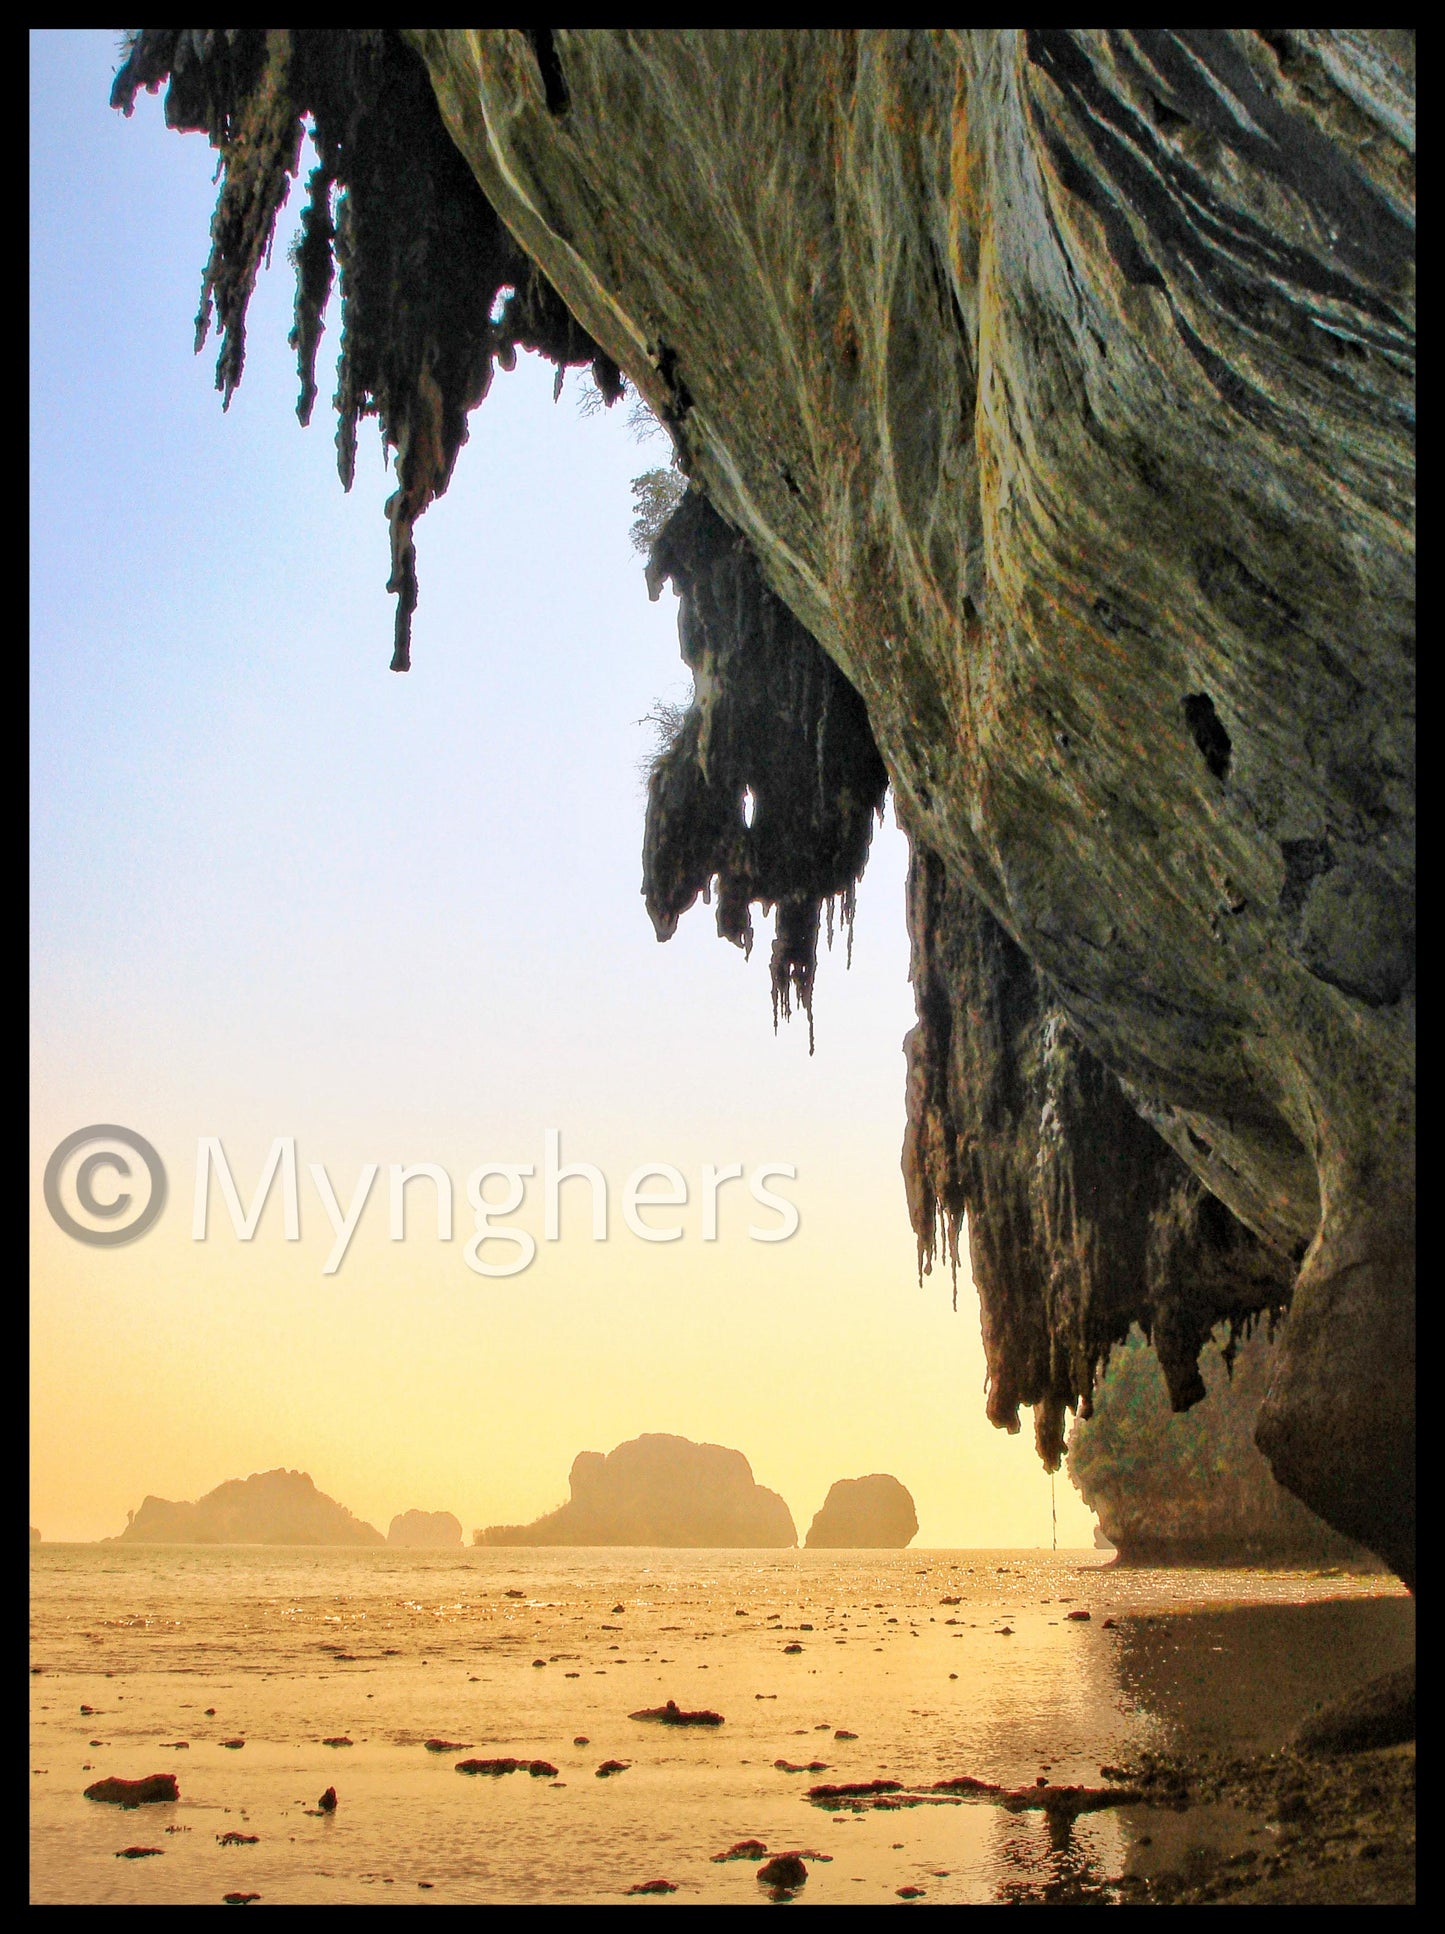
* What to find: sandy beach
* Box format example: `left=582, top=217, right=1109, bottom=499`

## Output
left=30, top=1545, right=1412, bottom=1905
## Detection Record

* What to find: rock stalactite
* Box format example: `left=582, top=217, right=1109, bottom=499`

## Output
left=642, top=490, right=889, bottom=1045
left=112, top=27, right=623, bottom=671
left=114, top=29, right=1414, bottom=1583
left=901, top=839, right=1294, bottom=1468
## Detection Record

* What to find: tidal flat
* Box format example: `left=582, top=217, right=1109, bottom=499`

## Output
left=30, top=1547, right=1412, bottom=1905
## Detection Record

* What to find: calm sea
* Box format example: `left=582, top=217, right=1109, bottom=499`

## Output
left=30, top=1545, right=1411, bottom=1905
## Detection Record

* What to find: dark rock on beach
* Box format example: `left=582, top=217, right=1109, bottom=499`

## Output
left=115, top=1846, right=163, bottom=1859
left=757, top=1854, right=809, bottom=1889
left=628, top=1699, right=723, bottom=1726
left=84, top=1774, right=179, bottom=1807
left=1294, top=1665, right=1415, bottom=1756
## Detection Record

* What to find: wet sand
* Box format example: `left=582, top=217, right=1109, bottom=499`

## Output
left=30, top=1547, right=1412, bottom=1905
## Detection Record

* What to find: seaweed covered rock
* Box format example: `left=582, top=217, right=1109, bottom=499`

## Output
left=804, top=1474, right=918, bottom=1549
left=114, top=29, right=1415, bottom=1582
left=1067, top=1325, right=1377, bottom=1566
left=476, top=1433, right=796, bottom=1547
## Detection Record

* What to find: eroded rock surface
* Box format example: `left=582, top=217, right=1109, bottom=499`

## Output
left=112, top=29, right=1414, bottom=1580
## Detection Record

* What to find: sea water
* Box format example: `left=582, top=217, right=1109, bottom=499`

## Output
left=29, top=1545, right=1411, bottom=1905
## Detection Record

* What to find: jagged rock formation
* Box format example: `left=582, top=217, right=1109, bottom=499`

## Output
left=111, top=1468, right=384, bottom=1545
left=805, top=1474, right=918, bottom=1548
left=113, top=30, right=1414, bottom=1583
left=643, top=490, right=889, bottom=1039
left=387, top=1509, right=464, bottom=1548
left=476, top=1433, right=797, bottom=1547
left=1068, top=1324, right=1376, bottom=1566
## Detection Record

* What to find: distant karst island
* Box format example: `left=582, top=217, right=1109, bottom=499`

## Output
left=476, top=1434, right=797, bottom=1547
left=805, top=1474, right=918, bottom=1548
left=30, top=1525, right=41, bottom=1546
left=387, top=1509, right=463, bottom=1548
left=111, top=1469, right=384, bottom=1546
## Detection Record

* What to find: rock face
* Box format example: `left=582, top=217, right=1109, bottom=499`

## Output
left=112, top=1469, right=384, bottom=1545
left=1068, top=1325, right=1375, bottom=1566
left=112, top=30, right=1415, bottom=1583
left=387, top=1509, right=464, bottom=1548
left=805, top=1475, right=918, bottom=1548
left=477, top=1434, right=797, bottom=1546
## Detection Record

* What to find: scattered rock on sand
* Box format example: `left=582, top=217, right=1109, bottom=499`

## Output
left=897, top=1884, right=926, bottom=1897
left=454, top=1758, right=557, bottom=1778
left=625, top=1879, right=677, bottom=1894
left=84, top=1775, right=179, bottom=1807
left=115, top=1847, right=163, bottom=1859
left=318, top=1787, right=337, bottom=1813
left=219, top=1739, right=246, bottom=1750
left=629, top=1700, right=724, bottom=1726
left=573, top=1736, right=590, bottom=1746
left=931, top=1775, right=1002, bottom=1795
left=222, top=1893, right=261, bottom=1904
left=834, top=1730, right=858, bottom=1740
left=712, top=1840, right=769, bottom=1862
left=217, top=1832, right=260, bottom=1845
left=595, top=1760, right=630, bottom=1778
left=1065, top=1610, right=1091, bottom=1622
left=424, top=1740, right=471, bottom=1753
left=807, top=1779, right=904, bottom=1804
left=321, top=1737, right=353, bottom=1747
left=775, top=1759, right=830, bottom=1773
left=783, top=1643, right=803, bottom=1654
left=757, top=1854, right=808, bottom=1888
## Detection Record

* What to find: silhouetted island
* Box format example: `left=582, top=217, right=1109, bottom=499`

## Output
left=29, top=1525, right=41, bottom=1546
left=110, top=1469, right=384, bottom=1546
left=387, top=1509, right=463, bottom=1548
left=804, top=1474, right=918, bottom=1548
left=476, top=1433, right=796, bottom=1547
